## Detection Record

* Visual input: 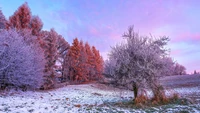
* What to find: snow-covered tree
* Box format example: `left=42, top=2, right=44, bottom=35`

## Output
left=0, top=29, right=45, bottom=90
left=56, top=35, right=70, bottom=82
left=105, top=26, right=171, bottom=99
left=40, top=29, right=58, bottom=89
left=160, top=57, right=175, bottom=76
left=173, top=63, right=186, bottom=75
left=57, top=35, right=70, bottom=61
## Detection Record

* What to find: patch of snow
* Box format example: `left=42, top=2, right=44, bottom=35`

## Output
left=0, top=83, right=200, bottom=113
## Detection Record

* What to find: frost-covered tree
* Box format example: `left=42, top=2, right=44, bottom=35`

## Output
left=0, top=10, right=7, bottom=29
left=0, top=29, right=45, bottom=90
left=40, top=29, right=58, bottom=89
left=57, top=35, right=70, bottom=62
left=173, top=63, right=186, bottom=75
left=160, top=57, right=175, bottom=76
left=105, top=26, right=171, bottom=99
left=56, top=35, right=70, bottom=82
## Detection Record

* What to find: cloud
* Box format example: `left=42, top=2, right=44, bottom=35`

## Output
left=173, top=32, right=200, bottom=43
left=2, top=0, right=199, bottom=73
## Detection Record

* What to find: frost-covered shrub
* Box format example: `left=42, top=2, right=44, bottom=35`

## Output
left=0, top=29, right=45, bottom=90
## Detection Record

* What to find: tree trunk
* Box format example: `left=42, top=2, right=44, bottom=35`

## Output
left=132, top=81, right=138, bottom=100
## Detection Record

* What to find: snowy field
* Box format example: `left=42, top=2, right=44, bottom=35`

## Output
left=0, top=74, right=200, bottom=113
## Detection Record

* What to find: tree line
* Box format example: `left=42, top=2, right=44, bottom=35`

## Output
left=0, top=3, right=103, bottom=90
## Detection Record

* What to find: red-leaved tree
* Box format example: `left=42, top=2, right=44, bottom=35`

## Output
left=92, top=46, right=104, bottom=80
left=85, top=42, right=95, bottom=80
left=8, top=2, right=31, bottom=30
left=7, top=2, right=43, bottom=36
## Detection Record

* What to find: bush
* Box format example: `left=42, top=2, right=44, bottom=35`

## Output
left=0, top=29, right=45, bottom=90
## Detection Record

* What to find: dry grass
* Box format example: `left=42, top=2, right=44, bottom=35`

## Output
left=151, top=92, right=168, bottom=105
left=111, top=92, right=191, bottom=109
left=134, top=94, right=148, bottom=108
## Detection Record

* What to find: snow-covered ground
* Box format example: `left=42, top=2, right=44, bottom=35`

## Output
left=0, top=75, right=200, bottom=113
left=0, top=83, right=134, bottom=113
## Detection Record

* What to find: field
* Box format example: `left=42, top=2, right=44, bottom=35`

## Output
left=0, top=74, right=200, bottom=113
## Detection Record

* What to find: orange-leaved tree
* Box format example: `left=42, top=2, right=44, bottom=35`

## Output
left=79, top=40, right=89, bottom=81
left=92, top=46, right=104, bottom=80
left=7, top=2, right=43, bottom=36
left=66, top=38, right=82, bottom=82
left=85, top=42, right=95, bottom=80
left=8, top=2, right=31, bottom=30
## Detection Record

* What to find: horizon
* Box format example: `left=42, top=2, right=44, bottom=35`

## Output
left=0, top=0, right=199, bottom=73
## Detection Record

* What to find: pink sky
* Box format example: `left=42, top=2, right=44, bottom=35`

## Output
left=1, top=0, right=200, bottom=73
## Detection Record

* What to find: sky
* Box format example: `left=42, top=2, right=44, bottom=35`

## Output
left=0, top=0, right=200, bottom=73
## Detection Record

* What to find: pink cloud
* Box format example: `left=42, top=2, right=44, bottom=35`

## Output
left=184, top=59, right=200, bottom=74
left=89, top=27, right=99, bottom=36
left=172, top=32, right=200, bottom=43
left=171, top=50, right=181, bottom=56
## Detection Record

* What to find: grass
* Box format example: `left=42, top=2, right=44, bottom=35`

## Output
left=79, top=103, right=199, bottom=113
left=79, top=98, right=197, bottom=113
left=100, top=93, right=194, bottom=111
